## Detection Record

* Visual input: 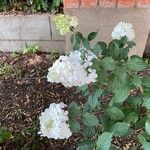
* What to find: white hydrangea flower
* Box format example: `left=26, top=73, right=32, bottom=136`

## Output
left=38, top=102, right=72, bottom=139
left=111, top=22, right=135, bottom=41
left=47, top=48, right=98, bottom=87
left=53, top=14, right=78, bottom=36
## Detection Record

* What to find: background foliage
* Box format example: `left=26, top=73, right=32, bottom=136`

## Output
left=0, top=0, right=63, bottom=13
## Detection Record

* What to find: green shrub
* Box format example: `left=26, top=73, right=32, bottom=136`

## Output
left=0, top=0, right=63, bottom=13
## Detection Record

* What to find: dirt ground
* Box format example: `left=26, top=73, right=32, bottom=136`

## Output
left=0, top=52, right=150, bottom=150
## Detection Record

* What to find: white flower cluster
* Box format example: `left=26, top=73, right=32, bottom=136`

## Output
left=111, top=22, right=135, bottom=41
left=53, top=14, right=78, bottom=36
left=38, top=102, right=72, bottom=139
left=47, top=49, right=98, bottom=87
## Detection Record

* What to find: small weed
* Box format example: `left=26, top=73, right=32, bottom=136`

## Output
left=50, top=49, right=59, bottom=61
left=23, top=44, right=39, bottom=54
left=0, top=63, right=12, bottom=76
left=0, top=128, right=14, bottom=144
left=14, top=68, right=22, bottom=77
left=10, top=52, right=22, bottom=59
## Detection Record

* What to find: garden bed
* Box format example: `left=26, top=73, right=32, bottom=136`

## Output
left=0, top=52, right=150, bottom=149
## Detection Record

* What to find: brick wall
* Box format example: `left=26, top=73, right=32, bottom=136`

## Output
left=64, top=0, right=150, bottom=8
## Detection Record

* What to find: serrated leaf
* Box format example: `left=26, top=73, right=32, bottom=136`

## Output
left=88, top=32, right=98, bottom=41
left=143, top=98, right=150, bottom=109
left=93, top=42, right=101, bottom=55
left=101, top=57, right=116, bottom=71
left=127, top=57, right=148, bottom=72
left=143, top=142, right=150, bottom=150
left=131, top=74, right=142, bottom=87
left=109, top=42, right=120, bottom=59
left=107, top=107, right=124, bottom=121
left=69, top=119, right=81, bottom=133
left=98, top=41, right=107, bottom=50
left=83, top=113, right=99, bottom=127
left=142, top=76, right=150, bottom=88
left=144, top=88, right=150, bottom=97
left=88, top=89, right=103, bottom=109
left=112, top=86, right=130, bottom=103
left=83, top=127, right=96, bottom=138
left=125, top=112, right=138, bottom=123
left=97, top=132, right=113, bottom=150
left=77, top=140, right=95, bottom=150
left=110, top=122, right=129, bottom=136
left=68, top=102, right=80, bottom=117
left=145, top=117, right=150, bottom=135
left=82, top=38, right=90, bottom=49
left=138, top=134, right=146, bottom=144
left=74, top=32, right=82, bottom=44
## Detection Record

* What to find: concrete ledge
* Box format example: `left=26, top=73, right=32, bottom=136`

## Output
left=65, top=8, right=150, bottom=57
left=0, top=14, right=65, bottom=53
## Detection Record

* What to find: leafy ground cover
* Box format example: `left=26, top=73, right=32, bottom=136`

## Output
left=0, top=0, right=63, bottom=14
left=0, top=52, right=150, bottom=150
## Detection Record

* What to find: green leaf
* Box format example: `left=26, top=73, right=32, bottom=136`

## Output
left=101, top=57, right=116, bottom=71
left=142, top=76, right=150, bottom=88
left=88, top=89, right=103, bottom=109
left=127, top=41, right=136, bottom=48
left=97, top=132, right=113, bottom=150
left=135, top=116, right=147, bottom=129
left=93, top=42, right=101, bottom=55
left=127, top=57, right=148, bottom=72
left=109, top=41, right=120, bottom=59
left=143, top=142, right=150, bottom=150
left=74, top=32, right=82, bottom=44
left=83, top=127, right=96, bottom=138
left=77, top=140, right=95, bottom=150
left=83, top=113, right=99, bottom=126
left=144, top=88, right=150, bottom=97
left=138, top=133, right=146, bottom=144
left=82, top=38, right=90, bottom=49
left=88, top=32, right=98, bottom=41
left=130, top=74, right=142, bottom=87
left=73, top=42, right=80, bottom=50
left=98, top=41, right=107, bottom=51
left=110, top=122, right=129, bottom=136
left=114, top=66, right=127, bottom=82
left=107, top=106, right=124, bottom=121
left=68, top=102, right=80, bottom=117
left=145, top=117, right=150, bottom=135
left=143, top=98, right=150, bottom=109
left=69, top=119, right=81, bottom=133
left=0, top=128, right=13, bottom=143
left=112, top=86, right=130, bottom=103
left=77, top=84, right=89, bottom=96
left=125, top=112, right=138, bottom=123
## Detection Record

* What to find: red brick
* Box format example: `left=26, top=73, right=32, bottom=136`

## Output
left=99, top=0, right=116, bottom=7
left=81, top=0, right=98, bottom=7
left=137, top=0, right=150, bottom=7
left=63, top=0, right=80, bottom=8
left=117, top=0, right=135, bottom=7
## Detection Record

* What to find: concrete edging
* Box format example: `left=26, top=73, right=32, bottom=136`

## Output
left=0, top=14, right=65, bottom=53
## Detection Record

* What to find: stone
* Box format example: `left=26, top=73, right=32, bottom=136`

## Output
left=19, top=14, right=51, bottom=40
left=0, top=41, right=26, bottom=52
left=0, top=16, right=20, bottom=40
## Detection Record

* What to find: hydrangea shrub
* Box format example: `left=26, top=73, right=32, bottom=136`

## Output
left=39, top=15, right=150, bottom=149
